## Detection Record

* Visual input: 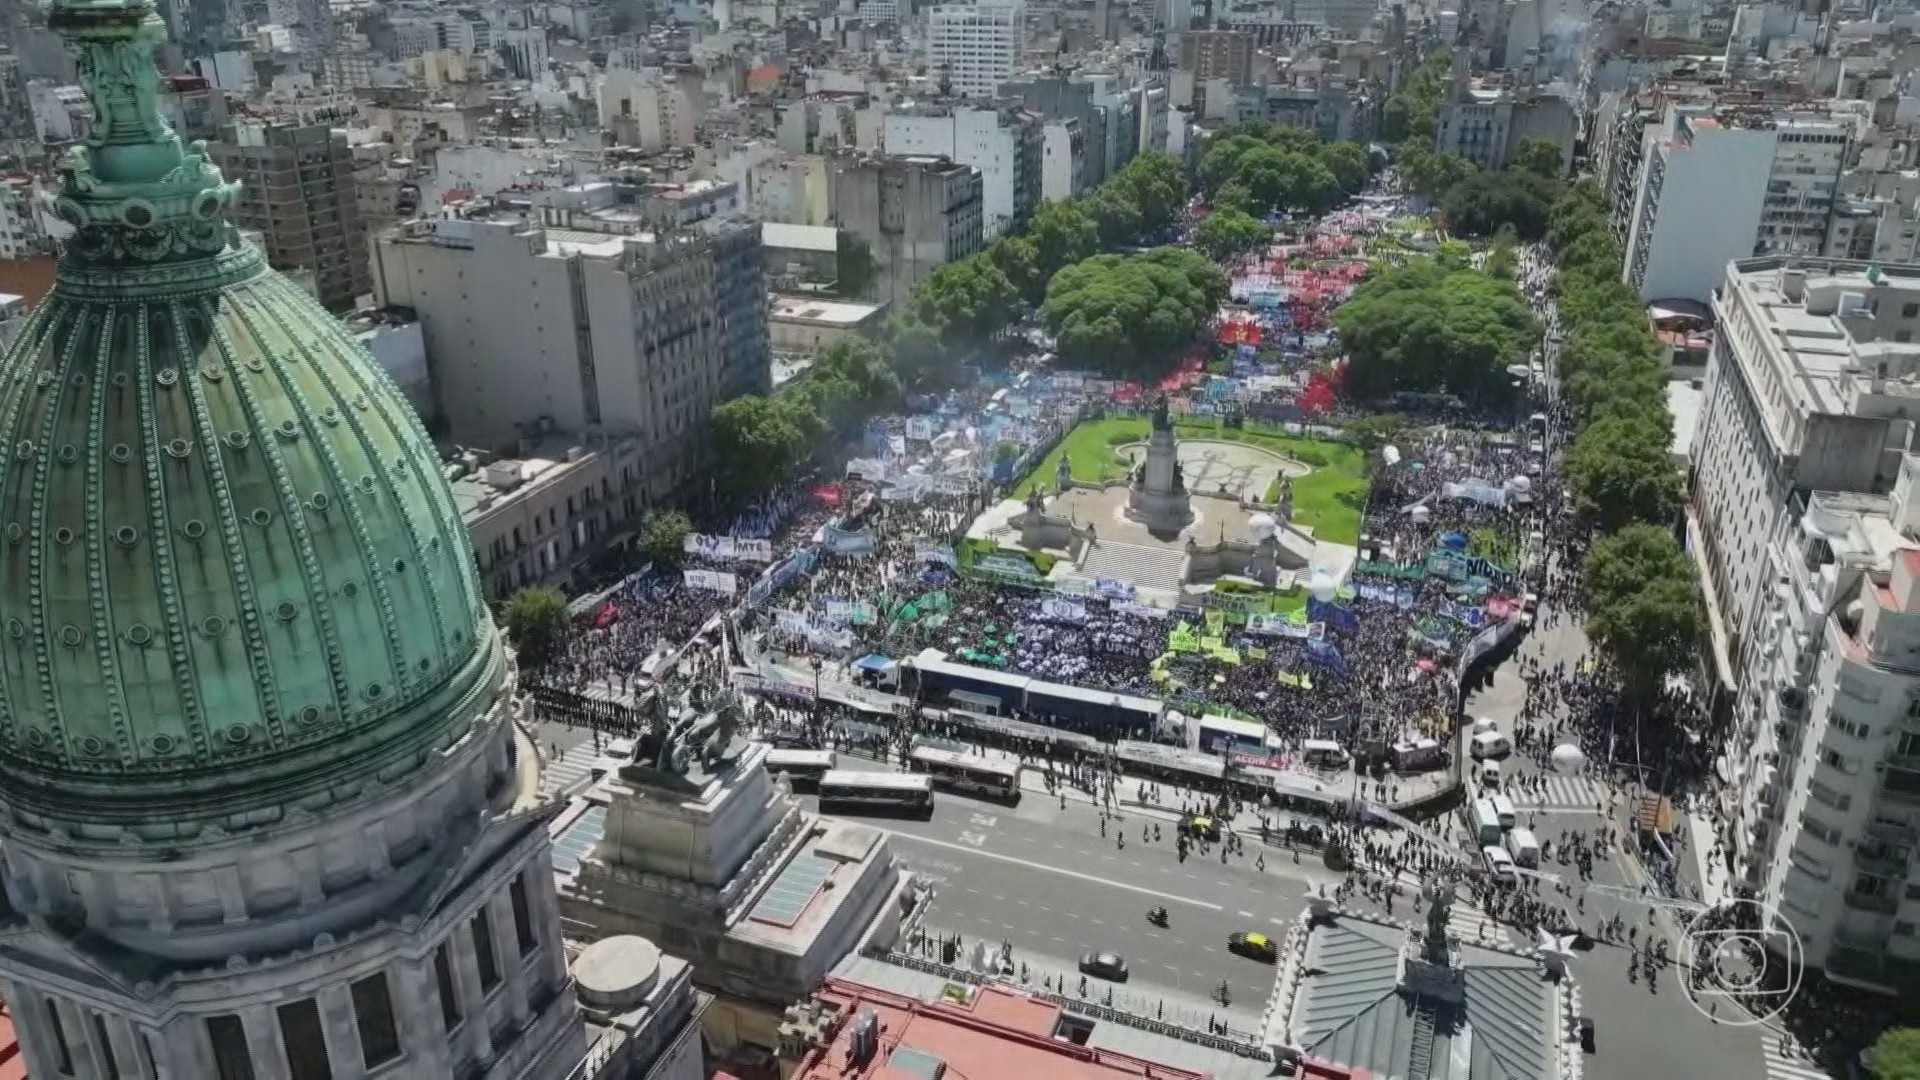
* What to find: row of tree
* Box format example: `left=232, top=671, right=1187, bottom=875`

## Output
left=1334, top=256, right=1538, bottom=408
left=705, top=151, right=1193, bottom=501
left=1544, top=181, right=1702, bottom=702
left=1197, top=121, right=1373, bottom=218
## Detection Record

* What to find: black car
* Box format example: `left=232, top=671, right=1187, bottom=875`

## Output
left=1578, top=1016, right=1596, bottom=1054
left=1079, top=951, right=1129, bottom=982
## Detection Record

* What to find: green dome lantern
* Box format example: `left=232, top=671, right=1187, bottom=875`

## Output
left=0, top=0, right=503, bottom=843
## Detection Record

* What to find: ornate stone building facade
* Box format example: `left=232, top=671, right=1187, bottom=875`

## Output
left=0, top=1, right=585, bottom=1076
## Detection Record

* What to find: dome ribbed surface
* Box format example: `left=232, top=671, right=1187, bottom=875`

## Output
left=0, top=248, right=499, bottom=830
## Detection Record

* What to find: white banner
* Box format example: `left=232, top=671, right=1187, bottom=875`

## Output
left=775, top=610, right=810, bottom=636
left=934, top=474, right=973, bottom=496
left=684, top=569, right=738, bottom=595
left=845, top=458, right=889, bottom=481
left=683, top=533, right=736, bottom=560
left=916, top=545, right=956, bottom=566
left=734, top=538, right=774, bottom=563
left=1040, top=597, right=1088, bottom=623
left=905, top=416, right=937, bottom=440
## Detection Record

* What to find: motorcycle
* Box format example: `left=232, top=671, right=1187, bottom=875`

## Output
left=1147, top=907, right=1169, bottom=927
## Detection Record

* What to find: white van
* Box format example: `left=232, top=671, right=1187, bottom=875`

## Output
left=1479, top=759, right=1502, bottom=787
left=1303, top=739, right=1351, bottom=767
left=1470, top=731, right=1512, bottom=760
left=1481, top=844, right=1518, bottom=885
left=1505, top=827, right=1541, bottom=868
left=1490, top=794, right=1517, bottom=829
left=1471, top=716, right=1500, bottom=735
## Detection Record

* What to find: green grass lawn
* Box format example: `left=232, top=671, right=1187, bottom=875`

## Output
left=1013, top=417, right=1370, bottom=545
left=1467, top=526, right=1521, bottom=569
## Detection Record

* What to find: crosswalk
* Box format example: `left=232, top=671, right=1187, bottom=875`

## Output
left=1759, top=1029, right=1827, bottom=1080
left=540, top=742, right=600, bottom=798
left=1445, top=899, right=1517, bottom=948
left=1506, top=775, right=1609, bottom=813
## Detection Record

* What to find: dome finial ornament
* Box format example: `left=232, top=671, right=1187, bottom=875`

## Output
left=48, top=0, right=245, bottom=268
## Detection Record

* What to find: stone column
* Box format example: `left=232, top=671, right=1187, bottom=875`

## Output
left=241, top=1004, right=290, bottom=1080
left=315, top=984, right=367, bottom=1080
left=448, top=921, right=495, bottom=1064
left=105, top=1016, right=151, bottom=1079
left=212, top=866, right=248, bottom=924
left=392, top=959, right=452, bottom=1076
left=525, top=857, right=570, bottom=988
left=154, top=1013, right=209, bottom=1080
left=489, top=890, right=530, bottom=1026
left=362, top=822, right=393, bottom=880
left=292, top=847, right=327, bottom=907
left=4, top=985, right=69, bottom=1080
left=52, top=998, right=101, bottom=1080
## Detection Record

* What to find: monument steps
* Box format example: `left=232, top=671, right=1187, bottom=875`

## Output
left=1078, top=539, right=1189, bottom=594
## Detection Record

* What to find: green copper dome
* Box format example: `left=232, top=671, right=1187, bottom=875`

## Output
left=0, top=0, right=502, bottom=840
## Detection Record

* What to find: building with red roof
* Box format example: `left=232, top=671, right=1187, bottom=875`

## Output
left=784, top=978, right=1212, bottom=1080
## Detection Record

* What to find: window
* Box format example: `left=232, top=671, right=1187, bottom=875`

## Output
left=433, top=945, right=462, bottom=1031
left=1898, top=921, right=1917, bottom=937
left=510, top=874, right=537, bottom=956
left=277, top=999, right=333, bottom=1080
left=206, top=1015, right=255, bottom=1080
left=1902, top=302, right=1917, bottom=318
left=1900, top=731, right=1920, bottom=758
left=351, top=973, right=402, bottom=1068
left=1802, top=815, right=1843, bottom=845
left=45, top=998, right=73, bottom=1075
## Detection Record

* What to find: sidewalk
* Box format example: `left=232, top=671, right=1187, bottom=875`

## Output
left=886, top=934, right=1265, bottom=1037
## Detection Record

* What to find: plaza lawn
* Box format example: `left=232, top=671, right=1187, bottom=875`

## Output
left=1014, top=417, right=1370, bottom=545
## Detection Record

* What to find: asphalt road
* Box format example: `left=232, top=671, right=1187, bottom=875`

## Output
left=1461, top=576, right=1795, bottom=1080
left=801, top=775, right=1345, bottom=1019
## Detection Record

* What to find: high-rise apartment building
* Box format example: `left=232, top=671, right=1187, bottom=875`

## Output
left=211, top=118, right=371, bottom=312
left=927, top=0, right=1023, bottom=99
left=369, top=198, right=770, bottom=503
left=1694, top=258, right=1920, bottom=991
left=1693, top=259, right=1920, bottom=688
left=1622, top=108, right=1852, bottom=303
left=1179, top=30, right=1255, bottom=84
left=827, top=153, right=985, bottom=304
left=885, top=104, right=1042, bottom=239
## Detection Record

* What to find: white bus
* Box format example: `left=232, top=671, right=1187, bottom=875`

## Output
left=1196, top=714, right=1271, bottom=756
left=764, top=748, right=837, bottom=790
left=817, top=770, right=935, bottom=816
left=908, top=745, right=1021, bottom=801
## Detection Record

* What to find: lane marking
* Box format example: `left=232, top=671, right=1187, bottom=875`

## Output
left=881, top=829, right=1226, bottom=910
left=1238, top=910, right=1255, bottom=918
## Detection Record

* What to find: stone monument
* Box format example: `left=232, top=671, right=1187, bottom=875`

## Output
left=1127, top=396, right=1195, bottom=534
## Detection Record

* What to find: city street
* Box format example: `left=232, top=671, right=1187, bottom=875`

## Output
left=803, top=775, right=1340, bottom=1018
left=1462, top=593, right=1821, bottom=1080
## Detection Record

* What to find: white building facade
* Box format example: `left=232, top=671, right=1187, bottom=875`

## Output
left=927, top=0, right=1023, bottom=99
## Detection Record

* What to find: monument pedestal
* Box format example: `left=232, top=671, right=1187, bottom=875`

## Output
left=1127, top=402, right=1193, bottom=533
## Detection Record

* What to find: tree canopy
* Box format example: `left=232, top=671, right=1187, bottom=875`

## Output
left=1583, top=525, right=1702, bottom=701
left=1382, top=52, right=1451, bottom=144
left=501, top=587, right=568, bottom=665
left=1511, top=136, right=1565, bottom=179
left=1042, top=247, right=1228, bottom=376
left=1193, top=208, right=1271, bottom=262
left=1439, top=170, right=1558, bottom=240
left=1199, top=124, right=1373, bottom=216
left=1871, top=1028, right=1920, bottom=1080
left=635, top=508, right=692, bottom=566
left=1334, top=260, right=1537, bottom=407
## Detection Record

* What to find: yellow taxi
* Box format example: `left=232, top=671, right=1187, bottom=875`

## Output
left=1228, top=931, right=1277, bottom=962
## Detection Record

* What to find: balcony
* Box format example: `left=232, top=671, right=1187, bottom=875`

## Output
left=1853, top=848, right=1910, bottom=878
left=1845, top=888, right=1900, bottom=915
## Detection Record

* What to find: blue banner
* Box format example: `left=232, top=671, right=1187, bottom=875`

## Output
left=823, top=526, right=875, bottom=556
